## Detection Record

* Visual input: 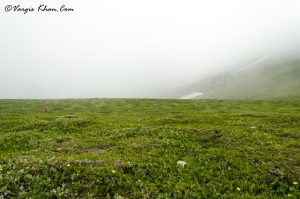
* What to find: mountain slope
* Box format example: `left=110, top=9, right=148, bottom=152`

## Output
left=177, top=59, right=300, bottom=100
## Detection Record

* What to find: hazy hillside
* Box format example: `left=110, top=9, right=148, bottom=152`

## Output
left=176, top=59, right=300, bottom=100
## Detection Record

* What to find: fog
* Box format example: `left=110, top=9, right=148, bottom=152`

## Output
left=1, top=0, right=300, bottom=99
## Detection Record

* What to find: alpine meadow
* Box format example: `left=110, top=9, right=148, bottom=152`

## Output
left=1, top=0, right=300, bottom=198
left=0, top=99, right=299, bottom=198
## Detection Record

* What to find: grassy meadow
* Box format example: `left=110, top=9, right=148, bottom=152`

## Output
left=0, top=99, right=299, bottom=198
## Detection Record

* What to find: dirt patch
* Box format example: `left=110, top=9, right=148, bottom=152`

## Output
left=87, top=148, right=106, bottom=153
left=66, top=160, right=105, bottom=167
left=86, top=143, right=116, bottom=154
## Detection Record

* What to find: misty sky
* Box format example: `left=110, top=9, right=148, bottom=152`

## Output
left=1, top=0, right=300, bottom=98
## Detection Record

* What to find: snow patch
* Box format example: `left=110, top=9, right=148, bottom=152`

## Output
left=238, top=53, right=271, bottom=73
left=180, top=92, right=203, bottom=99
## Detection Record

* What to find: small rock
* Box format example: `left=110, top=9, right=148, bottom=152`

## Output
left=177, top=160, right=186, bottom=167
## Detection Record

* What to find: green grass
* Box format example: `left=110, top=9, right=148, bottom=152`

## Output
left=0, top=99, right=299, bottom=198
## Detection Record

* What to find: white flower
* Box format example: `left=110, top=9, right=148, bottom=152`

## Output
left=177, top=160, right=186, bottom=167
